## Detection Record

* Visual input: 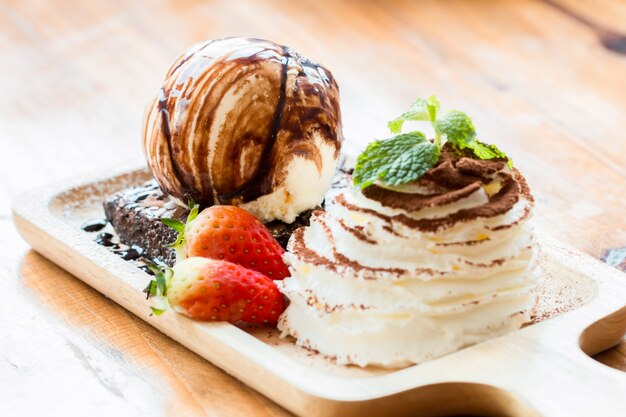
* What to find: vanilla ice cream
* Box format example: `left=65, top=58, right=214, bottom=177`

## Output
left=278, top=146, right=537, bottom=367
left=143, top=37, right=343, bottom=223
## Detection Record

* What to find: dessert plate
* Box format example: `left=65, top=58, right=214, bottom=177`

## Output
left=12, top=166, right=626, bottom=417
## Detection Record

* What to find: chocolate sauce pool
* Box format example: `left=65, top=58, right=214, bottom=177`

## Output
left=84, top=220, right=147, bottom=265
left=81, top=218, right=107, bottom=232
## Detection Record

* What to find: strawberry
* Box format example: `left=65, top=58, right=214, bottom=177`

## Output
left=146, top=257, right=285, bottom=324
left=162, top=203, right=290, bottom=280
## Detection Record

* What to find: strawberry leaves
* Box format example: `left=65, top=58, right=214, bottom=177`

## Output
left=161, top=198, right=199, bottom=249
left=161, top=218, right=184, bottom=233
left=143, top=260, right=172, bottom=316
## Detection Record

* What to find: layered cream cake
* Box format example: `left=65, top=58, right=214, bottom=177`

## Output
left=278, top=144, right=537, bottom=367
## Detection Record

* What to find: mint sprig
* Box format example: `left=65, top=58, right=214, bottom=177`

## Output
left=354, top=96, right=510, bottom=190
left=433, top=110, right=476, bottom=147
left=353, top=132, right=439, bottom=190
left=388, top=95, right=440, bottom=133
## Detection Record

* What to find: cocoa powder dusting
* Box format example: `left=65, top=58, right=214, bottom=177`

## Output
left=288, top=222, right=425, bottom=278
left=350, top=144, right=533, bottom=233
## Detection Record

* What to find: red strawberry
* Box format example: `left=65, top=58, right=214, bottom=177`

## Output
left=164, top=257, right=285, bottom=324
left=163, top=204, right=290, bottom=280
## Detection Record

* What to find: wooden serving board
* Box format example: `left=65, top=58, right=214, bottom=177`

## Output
left=12, top=167, right=626, bottom=417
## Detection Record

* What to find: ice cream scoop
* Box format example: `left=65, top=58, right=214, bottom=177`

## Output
left=143, top=37, right=343, bottom=223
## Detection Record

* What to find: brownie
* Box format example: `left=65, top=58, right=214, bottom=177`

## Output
left=103, top=180, right=185, bottom=265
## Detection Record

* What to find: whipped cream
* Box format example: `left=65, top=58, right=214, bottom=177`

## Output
left=278, top=153, right=537, bottom=368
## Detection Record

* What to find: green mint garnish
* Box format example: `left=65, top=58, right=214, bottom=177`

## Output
left=462, top=140, right=507, bottom=160
left=388, top=95, right=440, bottom=134
left=354, top=96, right=510, bottom=190
left=433, top=110, right=476, bottom=147
left=353, top=132, right=439, bottom=190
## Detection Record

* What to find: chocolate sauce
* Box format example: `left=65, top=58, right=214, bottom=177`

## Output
left=81, top=218, right=107, bottom=232
left=144, top=37, right=342, bottom=208
left=138, top=264, right=155, bottom=276
left=113, top=245, right=144, bottom=261
left=158, top=89, right=191, bottom=198
left=94, top=232, right=115, bottom=247
left=231, top=44, right=289, bottom=203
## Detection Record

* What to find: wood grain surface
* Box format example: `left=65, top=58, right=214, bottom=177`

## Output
left=1, top=0, right=625, bottom=416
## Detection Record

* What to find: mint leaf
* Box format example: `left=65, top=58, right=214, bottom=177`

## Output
left=433, top=110, right=476, bottom=146
left=425, top=95, right=440, bottom=123
left=388, top=95, right=440, bottom=134
left=353, top=132, right=439, bottom=190
left=434, top=110, right=510, bottom=162
left=464, top=140, right=507, bottom=160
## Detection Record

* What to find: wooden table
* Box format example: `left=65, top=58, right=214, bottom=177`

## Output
left=1, top=0, right=625, bottom=415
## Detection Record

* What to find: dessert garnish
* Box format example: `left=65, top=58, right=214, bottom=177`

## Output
left=143, top=37, right=343, bottom=224
left=144, top=257, right=285, bottom=324
left=162, top=203, right=290, bottom=279
left=354, top=95, right=508, bottom=190
left=278, top=96, right=537, bottom=367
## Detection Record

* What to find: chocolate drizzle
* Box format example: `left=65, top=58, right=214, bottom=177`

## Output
left=143, top=38, right=343, bottom=208
left=229, top=45, right=289, bottom=203
left=157, top=91, right=190, bottom=197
